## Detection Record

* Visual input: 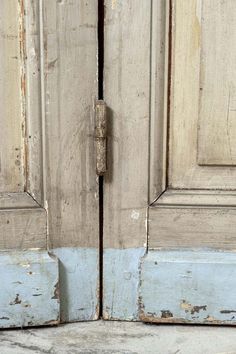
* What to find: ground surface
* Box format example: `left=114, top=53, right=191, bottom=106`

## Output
left=0, top=320, right=236, bottom=353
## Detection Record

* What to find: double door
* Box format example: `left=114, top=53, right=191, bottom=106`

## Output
left=1, top=0, right=236, bottom=327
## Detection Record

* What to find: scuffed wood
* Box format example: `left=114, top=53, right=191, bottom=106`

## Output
left=103, top=0, right=150, bottom=248
left=0, top=208, right=46, bottom=249
left=43, top=0, right=99, bottom=248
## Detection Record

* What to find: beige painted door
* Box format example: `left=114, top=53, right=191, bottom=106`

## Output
left=103, top=0, right=236, bottom=324
left=0, top=0, right=99, bottom=328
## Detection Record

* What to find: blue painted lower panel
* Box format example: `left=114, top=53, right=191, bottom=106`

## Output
left=140, top=250, right=236, bottom=324
left=103, top=248, right=146, bottom=320
left=0, top=250, right=59, bottom=328
left=52, top=248, right=99, bottom=322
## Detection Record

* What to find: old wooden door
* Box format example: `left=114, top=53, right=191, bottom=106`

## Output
left=0, top=0, right=99, bottom=327
left=103, top=0, right=236, bottom=324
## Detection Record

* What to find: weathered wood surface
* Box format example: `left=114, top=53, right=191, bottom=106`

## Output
left=0, top=192, right=38, bottom=209
left=198, top=0, right=236, bottom=166
left=0, top=0, right=24, bottom=192
left=156, top=189, right=236, bottom=207
left=103, top=0, right=150, bottom=249
left=0, top=250, right=59, bottom=328
left=24, top=0, right=43, bottom=204
left=149, top=204, right=236, bottom=250
left=43, top=0, right=99, bottom=248
left=149, top=0, right=168, bottom=202
left=0, top=208, right=46, bottom=249
left=169, top=0, right=236, bottom=189
left=140, top=250, right=236, bottom=325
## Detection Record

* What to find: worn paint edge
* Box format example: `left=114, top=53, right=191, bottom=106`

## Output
left=52, top=248, right=99, bottom=322
left=0, top=249, right=59, bottom=328
left=139, top=249, right=236, bottom=325
left=103, top=248, right=146, bottom=321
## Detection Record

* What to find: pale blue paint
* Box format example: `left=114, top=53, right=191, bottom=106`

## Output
left=140, top=250, right=236, bottom=324
left=52, top=248, right=99, bottom=322
left=0, top=250, right=59, bottom=328
left=103, top=248, right=146, bottom=320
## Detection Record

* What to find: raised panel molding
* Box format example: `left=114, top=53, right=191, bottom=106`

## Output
left=149, top=189, right=236, bottom=250
left=169, top=0, right=236, bottom=189
left=198, top=0, right=236, bottom=166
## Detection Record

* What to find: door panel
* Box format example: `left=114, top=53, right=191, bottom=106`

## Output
left=0, top=0, right=99, bottom=327
left=140, top=0, right=236, bottom=325
left=198, top=0, right=236, bottom=165
left=0, top=0, right=24, bottom=191
left=169, top=0, right=236, bottom=189
left=103, top=0, right=236, bottom=325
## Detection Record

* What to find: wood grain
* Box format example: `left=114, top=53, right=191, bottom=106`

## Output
left=0, top=208, right=46, bottom=249
left=103, top=0, right=151, bottom=248
left=43, top=0, right=99, bottom=248
left=149, top=204, right=236, bottom=250
left=169, top=0, right=236, bottom=189
left=198, top=0, right=236, bottom=166
left=149, top=0, right=168, bottom=202
left=0, top=0, right=24, bottom=192
left=24, top=0, right=43, bottom=204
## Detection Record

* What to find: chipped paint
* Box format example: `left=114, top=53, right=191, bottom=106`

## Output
left=140, top=250, right=236, bottom=325
left=0, top=250, right=59, bottom=328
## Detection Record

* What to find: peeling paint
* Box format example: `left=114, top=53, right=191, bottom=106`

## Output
left=0, top=250, right=59, bottom=328
left=140, top=250, right=236, bottom=325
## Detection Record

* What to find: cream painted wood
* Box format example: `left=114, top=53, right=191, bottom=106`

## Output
left=25, top=0, right=43, bottom=204
left=0, top=193, right=39, bottom=209
left=149, top=0, right=169, bottom=202
left=0, top=0, right=99, bottom=252
left=149, top=205, right=236, bottom=250
left=43, top=0, right=99, bottom=249
left=169, top=0, right=236, bottom=189
left=0, top=0, right=24, bottom=192
left=198, top=0, right=236, bottom=166
left=103, top=0, right=151, bottom=249
left=0, top=208, right=46, bottom=249
left=156, top=189, right=236, bottom=207
left=149, top=0, right=236, bottom=251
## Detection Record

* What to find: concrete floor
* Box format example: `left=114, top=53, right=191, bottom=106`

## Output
left=1, top=321, right=236, bottom=354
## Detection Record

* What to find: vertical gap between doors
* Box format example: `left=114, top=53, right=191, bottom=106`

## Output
left=98, top=0, right=104, bottom=319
